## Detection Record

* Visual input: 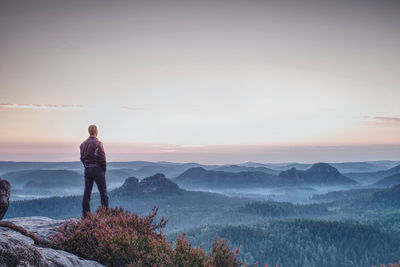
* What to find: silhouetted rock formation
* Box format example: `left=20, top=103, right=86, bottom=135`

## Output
left=121, top=176, right=140, bottom=191
left=140, top=173, right=179, bottom=193
left=278, top=163, right=357, bottom=185
left=0, top=178, right=11, bottom=220
left=111, top=173, right=180, bottom=196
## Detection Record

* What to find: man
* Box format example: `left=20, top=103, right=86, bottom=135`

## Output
left=80, top=124, right=109, bottom=217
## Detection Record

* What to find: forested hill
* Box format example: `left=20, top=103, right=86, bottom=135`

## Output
left=373, top=173, right=400, bottom=188
left=237, top=201, right=330, bottom=218
left=346, top=164, right=400, bottom=184
left=334, top=184, right=400, bottom=212
left=311, top=188, right=381, bottom=202
left=366, top=184, right=400, bottom=207
left=173, top=167, right=279, bottom=188
left=185, top=220, right=400, bottom=267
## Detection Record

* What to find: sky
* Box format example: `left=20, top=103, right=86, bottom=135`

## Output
left=0, top=0, right=399, bottom=163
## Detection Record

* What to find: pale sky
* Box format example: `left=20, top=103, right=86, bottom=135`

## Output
left=0, top=0, right=399, bottom=163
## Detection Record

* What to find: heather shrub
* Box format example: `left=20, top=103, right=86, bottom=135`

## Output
left=172, top=233, right=213, bottom=266
left=51, top=206, right=172, bottom=266
left=378, top=263, right=400, bottom=267
left=51, top=206, right=247, bottom=267
left=211, top=238, right=242, bottom=267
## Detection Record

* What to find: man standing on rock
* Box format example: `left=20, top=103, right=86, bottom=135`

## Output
left=80, top=125, right=109, bottom=217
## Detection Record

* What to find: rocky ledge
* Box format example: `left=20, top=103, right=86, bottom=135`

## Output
left=0, top=216, right=103, bottom=267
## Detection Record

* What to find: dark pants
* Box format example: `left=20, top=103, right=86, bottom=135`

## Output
left=82, top=166, right=109, bottom=217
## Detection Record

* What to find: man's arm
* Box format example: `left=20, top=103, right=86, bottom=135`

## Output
left=97, top=142, right=107, bottom=172
left=80, top=143, right=85, bottom=166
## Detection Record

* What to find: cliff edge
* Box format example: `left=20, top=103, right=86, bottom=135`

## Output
left=0, top=216, right=103, bottom=267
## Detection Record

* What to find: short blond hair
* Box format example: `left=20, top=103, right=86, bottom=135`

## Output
left=88, top=125, right=98, bottom=136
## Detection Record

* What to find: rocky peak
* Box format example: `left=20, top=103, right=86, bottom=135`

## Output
left=307, top=163, right=340, bottom=176
left=112, top=173, right=179, bottom=196
left=278, top=163, right=356, bottom=185
left=119, top=176, right=140, bottom=191
left=140, top=173, right=179, bottom=193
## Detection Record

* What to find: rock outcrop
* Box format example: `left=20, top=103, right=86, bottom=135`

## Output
left=278, top=163, right=357, bottom=185
left=140, top=173, right=179, bottom=193
left=0, top=216, right=104, bottom=267
left=0, top=178, right=11, bottom=220
left=111, top=173, right=180, bottom=196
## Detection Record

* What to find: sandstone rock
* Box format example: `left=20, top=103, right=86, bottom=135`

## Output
left=278, top=163, right=357, bottom=185
left=140, top=173, right=179, bottom=193
left=0, top=178, right=11, bottom=220
left=0, top=216, right=104, bottom=267
left=111, top=173, right=180, bottom=196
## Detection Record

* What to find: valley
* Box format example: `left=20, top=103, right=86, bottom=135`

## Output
left=2, top=160, right=400, bottom=266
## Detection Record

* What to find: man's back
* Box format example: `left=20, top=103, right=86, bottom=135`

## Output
left=80, top=136, right=107, bottom=171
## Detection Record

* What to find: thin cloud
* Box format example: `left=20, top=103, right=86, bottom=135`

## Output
left=122, top=106, right=144, bottom=111
left=0, top=103, right=85, bottom=110
left=363, top=116, right=400, bottom=124
left=373, top=116, right=400, bottom=123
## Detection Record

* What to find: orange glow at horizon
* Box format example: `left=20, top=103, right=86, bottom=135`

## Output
left=1, top=0, right=399, bottom=162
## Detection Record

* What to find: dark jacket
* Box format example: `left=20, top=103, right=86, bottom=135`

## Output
left=80, top=136, right=107, bottom=171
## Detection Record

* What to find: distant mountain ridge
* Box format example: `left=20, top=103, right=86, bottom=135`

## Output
left=332, top=161, right=400, bottom=173
left=211, top=165, right=279, bottom=175
left=2, top=169, right=83, bottom=190
left=174, top=167, right=279, bottom=189
left=262, top=160, right=400, bottom=173
left=174, top=163, right=356, bottom=189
